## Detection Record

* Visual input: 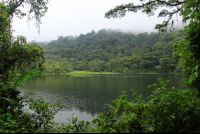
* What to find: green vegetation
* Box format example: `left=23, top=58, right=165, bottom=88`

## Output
left=0, top=1, right=46, bottom=83
left=1, top=0, right=200, bottom=133
left=105, top=0, right=200, bottom=90
left=1, top=78, right=200, bottom=133
left=66, top=70, right=121, bottom=75
left=39, top=30, right=183, bottom=74
left=92, top=79, right=200, bottom=133
left=66, top=70, right=160, bottom=75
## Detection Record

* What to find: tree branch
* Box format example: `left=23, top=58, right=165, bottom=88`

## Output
left=105, top=0, right=186, bottom=32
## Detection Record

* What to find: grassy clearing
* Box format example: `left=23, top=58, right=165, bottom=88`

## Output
left=65, top=71, right=121, bottom=75
left=136, top=72, right=158, bottom=74
left=41, top=71, right=180, bottom=76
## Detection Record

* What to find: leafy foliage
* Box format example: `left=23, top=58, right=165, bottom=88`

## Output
left=105, top=0, right=185, bottom=32
left=0, top=95, right=64, bottom=133
left=2, top=77, right=200, bottom=133
left=1, top=0, right=200, bottom=133
left=0, top=70, right=40, bottom=114
left=104, top=0, right=200, bottom=89
left=173, top=0, right=200, bottom=90
left=1, top=0, right=50, bottom=33
left=41, top=30, right=181, bottom=74
left=92, top=79, right=200, bottom=133
left=0, top=1, right=45, bottom=83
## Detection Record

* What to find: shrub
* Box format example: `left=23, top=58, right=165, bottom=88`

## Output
left=93, top=78, right=200, bottom=133
left=2, top=70, right=200, bottom=133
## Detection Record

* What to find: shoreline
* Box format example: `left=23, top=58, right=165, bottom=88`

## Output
left=41, top=70, right=181, bottom=75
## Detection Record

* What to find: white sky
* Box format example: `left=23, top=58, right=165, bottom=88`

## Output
left=12, top=0, right=183, bottom=42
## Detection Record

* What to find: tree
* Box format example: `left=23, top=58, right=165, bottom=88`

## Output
left=105, top=0, right=200, bottom=90
left=105, top=0, right=185, bottom=32
left=0, top=0, right=50, bottom=83
left=1, top=0, right=49, bottom=33
left=0, top=35, right=45, bottom=82
left=0, top=0, right=50, bottom=114
left=88, top=59, right=105, bottom=72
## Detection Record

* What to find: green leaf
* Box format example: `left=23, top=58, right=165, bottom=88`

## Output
left=194, top=71, right=199, bottom=77
left=92, top=119, right=97, bottom=124
left=188, top=74, right=194, bottom=84
left=170, top=115, right=175, bottom=119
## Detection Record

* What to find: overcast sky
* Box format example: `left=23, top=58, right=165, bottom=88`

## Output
left=12, top=0, right=183, bottom=42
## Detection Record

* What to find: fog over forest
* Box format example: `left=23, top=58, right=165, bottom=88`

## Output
left=12, top=0, right=184, bottom=42
left=2, top=0, right=200, bottom=133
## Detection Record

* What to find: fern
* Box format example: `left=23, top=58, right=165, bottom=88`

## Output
left=10, top=69, right=40, bottom=89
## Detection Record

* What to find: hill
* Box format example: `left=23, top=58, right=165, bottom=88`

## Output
left=36, top=29, right=183, bottom=74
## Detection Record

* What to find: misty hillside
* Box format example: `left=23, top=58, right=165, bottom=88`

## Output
left=36, top=29, right=184, bottom=74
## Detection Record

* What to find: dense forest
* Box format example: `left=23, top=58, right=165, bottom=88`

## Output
left=31, top=29, right=184, bottom=74
left=1, top=0, right=200, bottom=133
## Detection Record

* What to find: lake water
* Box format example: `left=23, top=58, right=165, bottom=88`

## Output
left=18, top=74, right=186, bottom=123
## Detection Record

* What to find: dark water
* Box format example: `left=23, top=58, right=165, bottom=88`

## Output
left=18, top=74, right=186, bottom=123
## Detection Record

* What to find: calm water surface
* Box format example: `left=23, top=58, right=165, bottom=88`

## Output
left=18, top=74, right=185, bottom=123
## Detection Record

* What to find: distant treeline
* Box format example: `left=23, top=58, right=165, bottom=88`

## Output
left=32, top=29, right=184, bottom=74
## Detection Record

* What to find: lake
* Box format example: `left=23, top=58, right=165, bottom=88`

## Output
left=18, top=74, right=186, bottom=123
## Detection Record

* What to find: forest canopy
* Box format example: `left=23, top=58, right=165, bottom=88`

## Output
left=34, top=29, right=184, bottom=74
left=0, top=0, right=48, bottom=82
left=1, top=0, right=200, bottom=133
left=104, top=0, right=200, bottom=91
